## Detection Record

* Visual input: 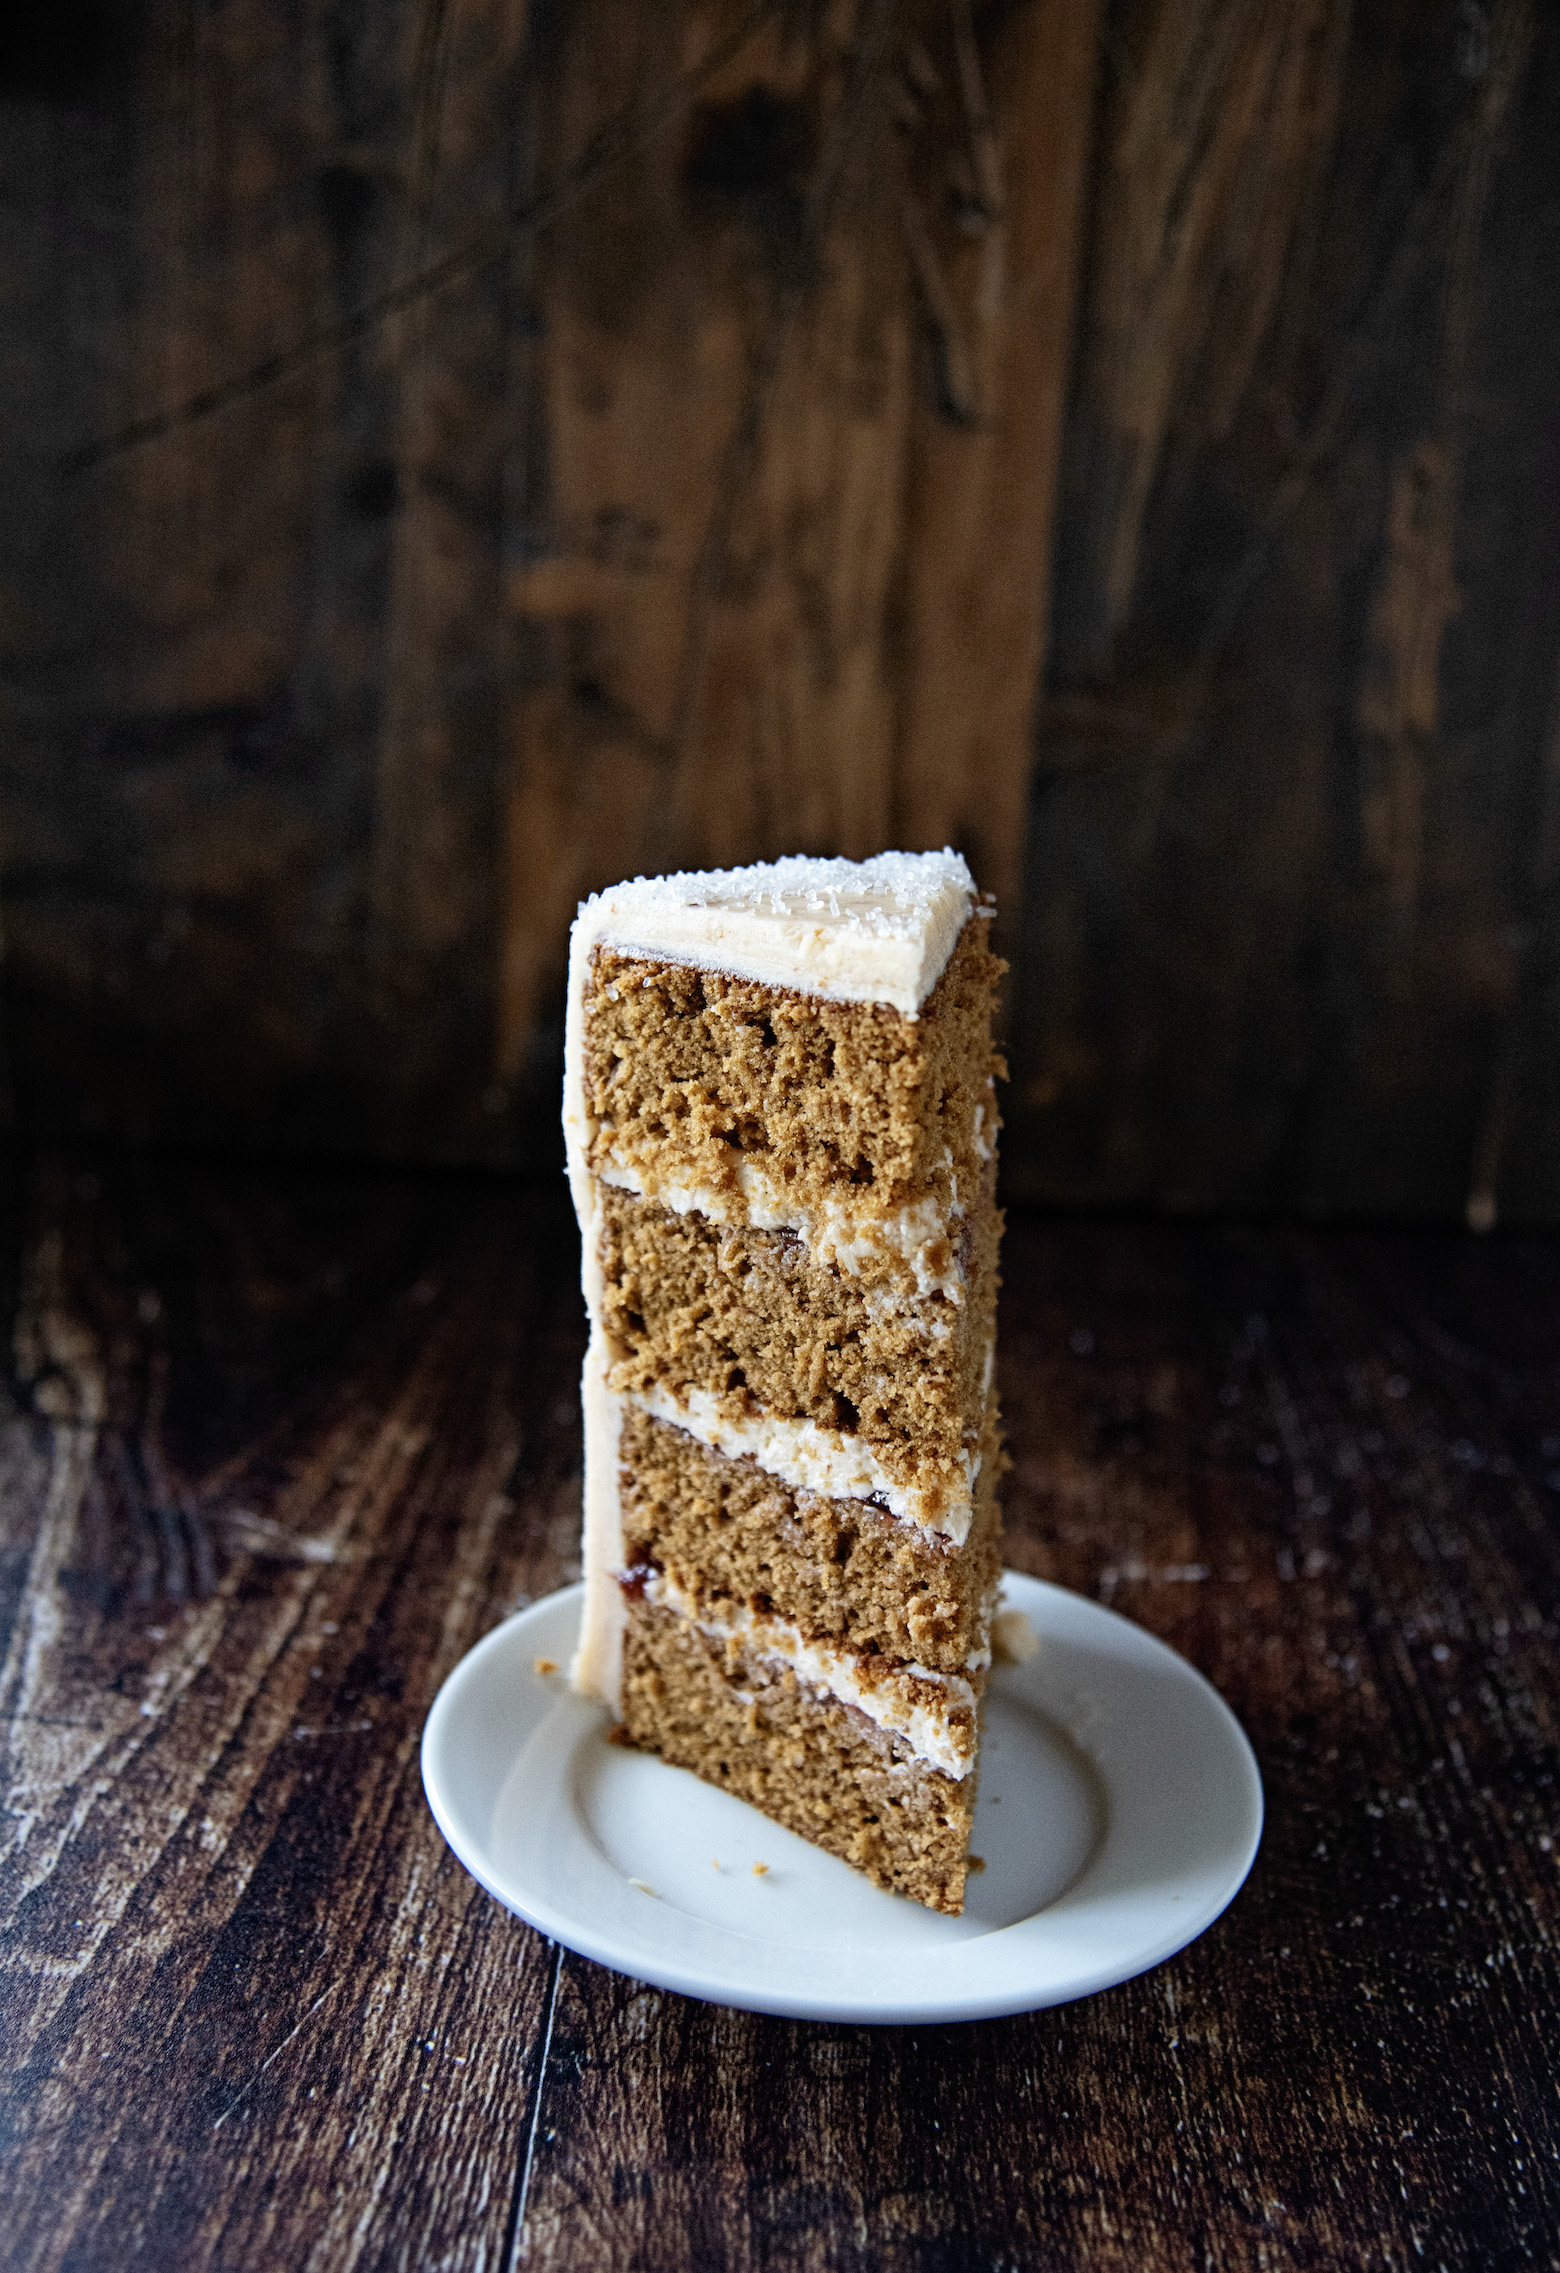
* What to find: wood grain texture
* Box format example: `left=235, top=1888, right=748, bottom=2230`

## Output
left=1014, top=0, right=1560, bottom=1221
left=0, top=1159, right=583, bottom=2271
left=894, top=0, right=1101, bottom=928
left=0, top=0, right=1097, bottom=1167
left=0, top=0, right=530, bottom=1164
left=3, top=1154, right=1557, bottom=2268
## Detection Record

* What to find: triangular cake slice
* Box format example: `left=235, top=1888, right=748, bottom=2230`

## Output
left=563, top=851, right=1003, bottom=1914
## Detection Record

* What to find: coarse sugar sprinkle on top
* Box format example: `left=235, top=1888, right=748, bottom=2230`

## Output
left=582, top=850, right=973, bottom=936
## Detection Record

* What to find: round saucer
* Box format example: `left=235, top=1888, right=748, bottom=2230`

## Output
left=420, top=1572, right=1263, bottom=2024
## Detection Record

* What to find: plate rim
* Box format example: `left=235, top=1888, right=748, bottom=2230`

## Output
left=421, top=1572, right=1264, bottom=2024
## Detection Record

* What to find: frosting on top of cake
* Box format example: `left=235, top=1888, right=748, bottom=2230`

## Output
left=572, top=849, right=975, bottom=1019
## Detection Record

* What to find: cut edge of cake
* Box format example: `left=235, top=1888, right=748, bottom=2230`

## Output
left=562, top=849, right=1000, bottom=1914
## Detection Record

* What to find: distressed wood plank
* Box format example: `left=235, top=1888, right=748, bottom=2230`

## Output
left=3, top=1162, right=1559, bottom=2266
left=1015, top=0, right=1560, bottom=1220
left=0, top=1160, right=587, bottom=2271
left=0, top=0, right=1100, bottom=1171
left=893, top=0, right=1102, bottom=931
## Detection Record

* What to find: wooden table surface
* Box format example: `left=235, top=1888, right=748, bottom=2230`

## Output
left=1, top=1152, right=1556, bottom=2271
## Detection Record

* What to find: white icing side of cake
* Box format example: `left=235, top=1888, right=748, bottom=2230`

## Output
left=573, top=849, right=975, bottom=1019
left=644, top=1570, right=977, bottom=1779
left=595, top=1156, right=968, bottom=1303
left=629, top=1379, right=978, bottom=1543
left=565, top=930, right=628, bottom=1704
left=569, top=1336, right=625, bottom=1707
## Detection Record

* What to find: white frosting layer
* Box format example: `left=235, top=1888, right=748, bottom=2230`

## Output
left=566, top=886, right=625, bottom=1703
left=570, top=850, right=974, bottom=1020
left=646, top=1570, right=977, bottom=1779
left=596, top=1155, right=967, bottom=1303
left=570, top=1339, right=624, bottom=1704
left=630, top=1380, right=977, bottom=1543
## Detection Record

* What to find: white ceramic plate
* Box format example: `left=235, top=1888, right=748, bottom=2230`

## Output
left=420, top=1572, right=1263, bottom=2024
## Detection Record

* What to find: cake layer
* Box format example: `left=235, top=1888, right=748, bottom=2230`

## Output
left=640, top=1569, right=980, bottom=1777
left=625, top=1377, right=984, bottom=1538
left=621, top=1597, right=977, bottom=1913
left=599, top=1185, right=999, bottom=1480
left=619, top=1406, right=1001, bottom=1677
left=595, top=1157, right=976, bottom=1301
left=580, top=914, right=1003, bottom=1235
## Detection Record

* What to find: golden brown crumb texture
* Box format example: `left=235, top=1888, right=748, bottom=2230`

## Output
left=589, top=912, right=1003, bottom=1914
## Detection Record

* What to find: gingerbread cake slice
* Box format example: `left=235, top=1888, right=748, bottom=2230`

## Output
left=564, top=850, right=1004, bottom=1914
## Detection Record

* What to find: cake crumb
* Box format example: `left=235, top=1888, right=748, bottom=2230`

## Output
left=968, top=1855, right=986, bottom=1874
left=533, top=1656, right=559, bottom=1676
left=606, top=1722, right=632, bottom=1746
left=993, top=1607, right=1039, bottom=1665
left=751, top=1862, right=769, bottom=1877
left=627, top=1877, right=658, bottom=1898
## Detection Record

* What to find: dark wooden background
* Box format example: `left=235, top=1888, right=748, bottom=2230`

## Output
left=2, top=1154, right=1557, bottom=2267
left=4, top=0, right=1560, bottom=1219
left=5, top=15, right=1558, bottom=2258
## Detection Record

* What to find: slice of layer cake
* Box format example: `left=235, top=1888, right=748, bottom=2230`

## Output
left=564, top=850, right=1003, bottom=1914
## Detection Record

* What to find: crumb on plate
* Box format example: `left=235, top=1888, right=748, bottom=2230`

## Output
left=992, top=1606, right=1040, bottom=1665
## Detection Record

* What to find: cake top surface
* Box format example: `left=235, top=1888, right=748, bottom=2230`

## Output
left=571, top=850, right=977, bottom=1017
